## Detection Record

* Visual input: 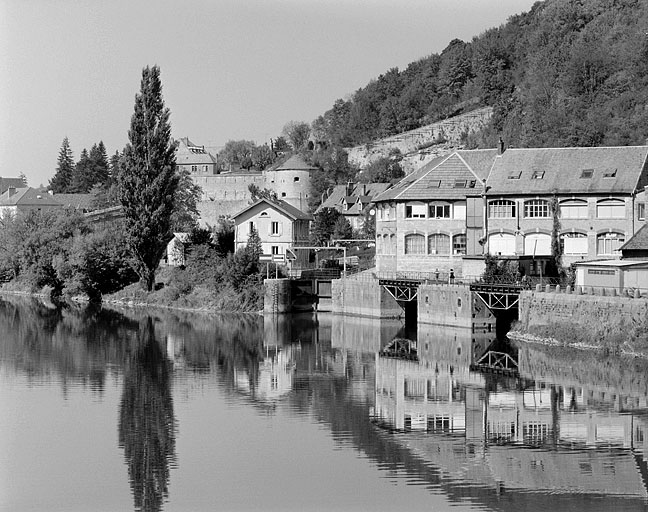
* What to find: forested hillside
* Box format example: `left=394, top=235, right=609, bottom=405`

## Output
left=312, top=0, right=648, bottom=149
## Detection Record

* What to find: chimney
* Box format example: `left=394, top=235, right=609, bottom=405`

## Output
left=498, top=137, right=505, bottom=155
left=346, top=181, right=353, bottom=197
left=7, top=186, right=16, bottom=197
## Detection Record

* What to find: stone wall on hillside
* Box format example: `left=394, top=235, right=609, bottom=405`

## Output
left=347, top=106, right=493, bottom=170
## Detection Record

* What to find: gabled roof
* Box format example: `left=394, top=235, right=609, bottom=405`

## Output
left=0, top=187, right=62, bottom=207
left=317, top=182, right=391, bottom=214
left=272, top=154, right=318, bottom=172
left=232, top=198, right=312, bottom=221
left=487, top=146, right=648, bottom=196
left=374, top=150, right=496, bottom=202
left=0, top=178, right=26, bottom=195
left=175, top=137, right=218, bottom=166
left=620, top=224, right=648, bottom=252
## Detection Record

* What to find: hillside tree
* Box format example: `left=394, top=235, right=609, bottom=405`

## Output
left=117, top=65, right=180, bottom=291
left=49, top=137, right=75, bottom=193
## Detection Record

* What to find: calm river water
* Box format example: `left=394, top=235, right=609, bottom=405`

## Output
left=1, top=294, right=647, bottom=512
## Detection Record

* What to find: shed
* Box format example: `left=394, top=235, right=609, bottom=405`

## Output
left=573, top=259, right=648, bottom=293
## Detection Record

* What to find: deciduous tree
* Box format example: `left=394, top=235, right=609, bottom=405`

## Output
left=117, top=65, right=179, bottom=291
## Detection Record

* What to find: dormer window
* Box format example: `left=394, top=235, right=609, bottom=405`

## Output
left=428, top=180, right=441, bottom=188
left=603, top=169, right=617, bottom=178
left=531, top=170, right=545, bottom=180
left=454, top=179, right=467, bottom=188
left=580, top=169, right=594, bottom=179
left=508, top=171, right=522, bottom=180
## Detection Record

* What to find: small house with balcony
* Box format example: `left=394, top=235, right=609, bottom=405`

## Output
left=484, top=146, right=648, bottom=267
left=233, top=198, right=312, bottom=265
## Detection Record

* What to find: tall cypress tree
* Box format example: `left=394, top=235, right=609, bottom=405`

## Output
left=118, top=65, right=179, bottom=291
left=49, top=137, right=75, bottom=193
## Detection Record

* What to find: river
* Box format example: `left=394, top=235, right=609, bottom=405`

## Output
left=0, top=295, right=647, bottom=511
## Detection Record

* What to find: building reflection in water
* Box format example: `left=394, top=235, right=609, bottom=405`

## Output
left=372, top=323, right=648, bottom=499
left=118, top=317, right=177, bottom=512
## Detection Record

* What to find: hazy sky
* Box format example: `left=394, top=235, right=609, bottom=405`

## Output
left=0, top=0, right=538, bottom=187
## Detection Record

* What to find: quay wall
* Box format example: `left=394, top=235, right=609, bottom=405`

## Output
left=331, top=278, right=403, bottom=318
left=516, top=290, right=648, bottom=354
left=418, top=284, right=495, bottom=330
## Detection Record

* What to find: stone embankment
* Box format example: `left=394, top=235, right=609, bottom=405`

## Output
left=513, top=286, right=648, bottom=356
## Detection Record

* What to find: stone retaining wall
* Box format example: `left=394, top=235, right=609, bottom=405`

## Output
left=516, top=289, right=648, bottom=353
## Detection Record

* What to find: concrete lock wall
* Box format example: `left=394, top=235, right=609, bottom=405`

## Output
left=516, top=290, right=648, bottom=352
left=263, top=279, right=292, bottom=314
left=331, top=278, right=403, bottom=318
left=418, top=284, right=495, bottom=330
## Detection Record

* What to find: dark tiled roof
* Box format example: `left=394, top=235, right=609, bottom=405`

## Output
left=0, top=178, right=25, bottom=195
left=0, top=187, right=62, bottom=206
left=273, top=154, right=318, bottom=172
left=621, top=224, right=648, bottom=251
left=487, top=146, right=648, bottom=196
left=233, top=198, right=312, bottom=221
left=317, top=183, right=391, bottom=214
left=176, top=137, right=218, bottom=165
left=374, top=150, right=495, bottom=201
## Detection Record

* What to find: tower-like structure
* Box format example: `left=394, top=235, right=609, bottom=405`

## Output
left=263, top=154, right=315, bottom=212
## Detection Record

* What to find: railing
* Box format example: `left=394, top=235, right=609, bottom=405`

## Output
left=474, top=351, right=518, bottom=371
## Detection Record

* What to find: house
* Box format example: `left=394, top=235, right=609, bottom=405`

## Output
left=166, top=233, right=190, bottom=266
left=232, top=198, right=312, bottom=265
left=620, top=223, right=648, bottom=259
left=317, top=182, right=391, bottom=231
left=373, top=150, right=497, bottom=276
left=373, top=144, right=648, bottom=277
left=176, top=137, right=219, bottom=175
left=484, top=146, right=648, bottom=268
left=0, top=187, right=62, bottom=216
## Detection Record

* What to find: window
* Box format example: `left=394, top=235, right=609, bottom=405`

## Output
left=428, top=234, right=450, bottom=255
left=203, top=165, right=209, bottom=173
left=597, top=232, right=625, bottom=255
left=248, top=222, right=255, bottom=234
left=191, top=165, right=198, bottom=173
left=454, top=179, right=466, bottom=188
left=524, top=199, right=550, bottom=218
left=404, top=234, right=426, bottom=254
left=271, top=246, right=280, bottom=255
left=580, top=169, right=594, bottom=179
left=427, top=180, right=441, bottom=188
left=639, top=203, right=646, bottom=221
left=453, top=234, right=467, bottom=255
left=453, top=203, right=466, bottom=220
left=260, top=212, right=269, bottom=217
left=561, top=233, right=588, bottom=255
left=293, top=176, right=300, bottom=182
left=489, top=200, right=516, bottom=218
left=531, top=170, right=545, bottom=180
left=524, top=233, right=551, bottom=255
left=489, top=233, right=516, bottom=255
left=405, top=203, right=427, bottom=218
left=271, top=221, right=280, bottom=235
left=602, top=169, right=617, bottom=178
left=429, top=204, right=450, bottom=218
left=596, top=199, right=625, bottom=218
left=508, top=171, right=522, bottom=180
left=560, top=200, right=588, bottom=219
left=281, top=192, right=286, bottom=197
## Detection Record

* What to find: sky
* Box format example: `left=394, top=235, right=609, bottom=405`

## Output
left=0, top=0, right=539, bottom=187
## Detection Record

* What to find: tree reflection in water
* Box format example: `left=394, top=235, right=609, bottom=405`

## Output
left=118, top=317, right=176, bottom=512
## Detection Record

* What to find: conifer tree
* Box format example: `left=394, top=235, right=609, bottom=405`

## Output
left=71, top=148, right=94, bottom=192
left=89, top=141, right=109, bottom=185
left=117, top=65, right=179, bottom=291
left=49, top=137, right=75, bottom=193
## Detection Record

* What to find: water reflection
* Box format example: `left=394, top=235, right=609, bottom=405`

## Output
left=372, top=323, right=648, bottom=507
left=1, top=295, right=648, bottom=511
left=118, top=317, right=177, bottom=512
